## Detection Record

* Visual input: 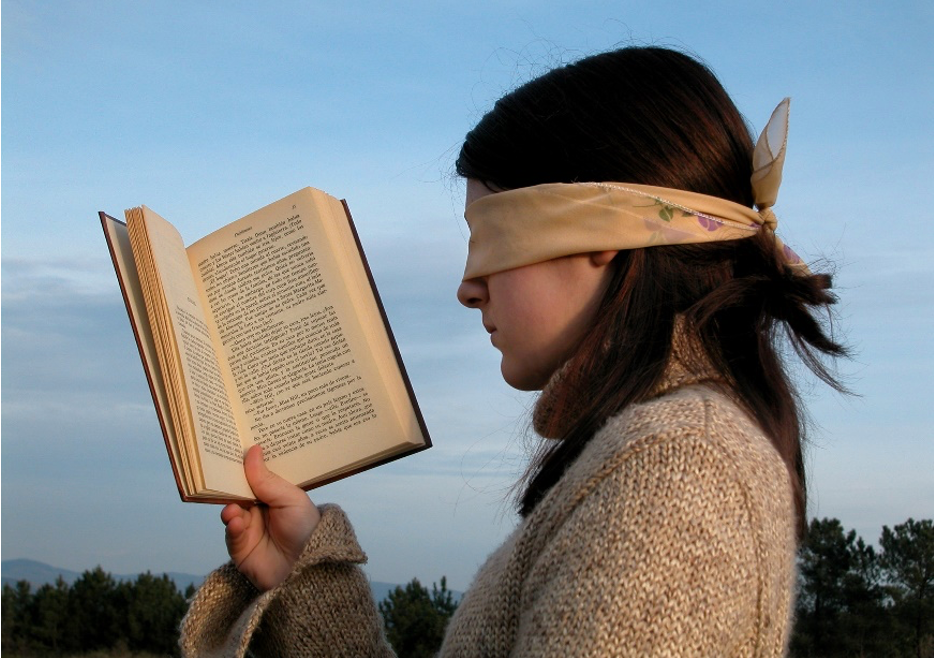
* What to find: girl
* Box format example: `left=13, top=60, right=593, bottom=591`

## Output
left=181, top=46, right=846, bottom=657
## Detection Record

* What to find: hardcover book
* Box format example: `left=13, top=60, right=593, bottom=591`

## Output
left=101, top=187, right=430, bottom=502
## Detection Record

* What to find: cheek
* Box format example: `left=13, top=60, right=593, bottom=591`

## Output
left=504, top=302, right=588, bottom=389
left=486, top=259, right=611, bottom=390
left=532, top=281, right=608, bottom=369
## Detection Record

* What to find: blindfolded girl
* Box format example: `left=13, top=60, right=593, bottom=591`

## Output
left=182, top=46, right=847, bottom=657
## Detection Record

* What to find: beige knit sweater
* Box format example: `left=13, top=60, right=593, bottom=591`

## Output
left=180, top=350, right=797, bottom=657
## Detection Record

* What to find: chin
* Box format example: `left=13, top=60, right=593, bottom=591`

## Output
left=501, top=363, right=549, bottom=392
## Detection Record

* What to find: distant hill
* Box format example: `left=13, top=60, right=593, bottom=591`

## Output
left=2, top=558, right=204, bottom=592
left=1, top=558, right=454, bottom=603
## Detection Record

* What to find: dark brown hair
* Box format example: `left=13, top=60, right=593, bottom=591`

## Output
left=455, top=46, right=847, bottom=536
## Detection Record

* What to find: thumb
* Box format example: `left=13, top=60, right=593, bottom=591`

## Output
left=243, top=445, right=303, bottom=506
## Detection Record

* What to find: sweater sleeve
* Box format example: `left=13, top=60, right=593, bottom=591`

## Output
left=179, top=504, right=395, bottom=658
left=510, top=406, right=795, bottom=656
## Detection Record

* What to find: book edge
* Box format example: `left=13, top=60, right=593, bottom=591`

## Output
left=99, top=211, right=191, bottom=503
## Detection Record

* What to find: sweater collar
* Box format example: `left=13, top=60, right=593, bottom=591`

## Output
left=649, top=320, right=722, bottom=398
left=532, top=319, right=722, bottom=439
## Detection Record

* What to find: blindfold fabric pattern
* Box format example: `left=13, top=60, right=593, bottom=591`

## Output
left=463, top=99, right=803, bottom=280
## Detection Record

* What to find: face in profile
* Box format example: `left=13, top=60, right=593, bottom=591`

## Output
left=457, top=180, right=616, bottom=390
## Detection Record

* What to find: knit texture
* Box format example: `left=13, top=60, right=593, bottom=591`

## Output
left=179, top=504, right=393, bottom=657
left=180, top=351, right=796, bottom=657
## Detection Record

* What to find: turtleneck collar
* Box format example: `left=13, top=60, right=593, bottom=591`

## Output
left=532, top=318, right=724, bottom=439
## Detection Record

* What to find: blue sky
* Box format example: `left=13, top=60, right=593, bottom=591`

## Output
left=2, top=1, right=932, bottom=591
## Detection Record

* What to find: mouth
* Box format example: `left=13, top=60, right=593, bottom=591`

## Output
left=482, top=321, right=496, bottom=334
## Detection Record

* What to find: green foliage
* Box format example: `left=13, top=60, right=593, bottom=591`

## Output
left=791, top=517, right=934, bottom=658
left=31, top=577, right=71, bottom=653
left=69, top=567, right=122, bottom=651
left=1, top=567, right=190, bottom=657
left=122, top=572, right=189, bottom=654
left=792, top=518, right=890, bottom=656
left=378, top=576, right=458, bottom=658
left=880, top=519, right=934, bottom=658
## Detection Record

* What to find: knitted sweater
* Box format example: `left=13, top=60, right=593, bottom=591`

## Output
left=180, top=353, right=797, bottom=657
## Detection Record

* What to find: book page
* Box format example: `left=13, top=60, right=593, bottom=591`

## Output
left=315, top=196, right=429, bottom=451
left=187, top=188, right=423, bottom=487
left=129, top=207, right=253, bottom=498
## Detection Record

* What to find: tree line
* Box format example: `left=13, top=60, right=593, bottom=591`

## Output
left=1, top=566, right=192, bottom=656
left=0, top=567, right=459, bottom=658
left=791, top=517, right=933, bottom=657
left=2, top=517, right=930, bottom=657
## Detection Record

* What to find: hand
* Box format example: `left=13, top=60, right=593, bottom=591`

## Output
left=221, top=445, right=321, bottom=591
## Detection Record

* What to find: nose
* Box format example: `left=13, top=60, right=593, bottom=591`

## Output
left=457, top=277, right=488, bottom=308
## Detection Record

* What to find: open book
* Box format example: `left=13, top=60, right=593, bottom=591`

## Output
left=101, top=187, right=430, bottom=502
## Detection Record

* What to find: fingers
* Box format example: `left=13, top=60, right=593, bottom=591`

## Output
left=221, top=502, right=247, bottom=526
left=221, top=503, right=254, bottom=550
left=222, top=503, right=262, bottom=562
left=221, top=504, right=250, bottom=539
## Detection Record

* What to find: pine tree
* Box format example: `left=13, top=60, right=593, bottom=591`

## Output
left=30, top=576, right=71, bottom=652
left=880, top=519, right=934, bottom=658
left=379, top=577, right=458, bottom=657
left=68, top=566, right=123, bottom=650
left=791, top=518, right=890, bottom=656
left=124, top=571, right=188, bottom=654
